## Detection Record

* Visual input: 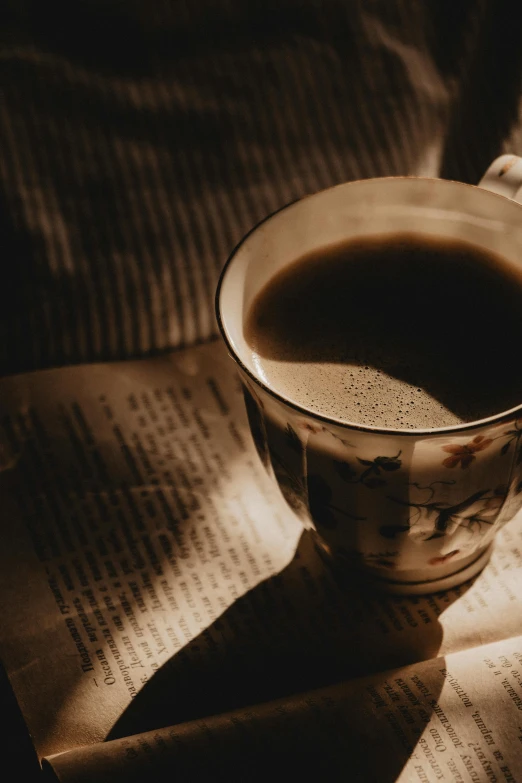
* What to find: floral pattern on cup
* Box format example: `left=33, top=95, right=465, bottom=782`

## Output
left=335, top=451, right=402, bottom=489
left=240, top=371, right=522, bottom=581
left=441, top=435, right=493, bottom=469
left=242, top=382, right=270, bottom=470
left=386, top=482, right=508, bottom=541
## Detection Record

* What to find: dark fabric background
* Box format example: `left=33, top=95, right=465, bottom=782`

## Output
left=1, top=0, right=521, bottom=375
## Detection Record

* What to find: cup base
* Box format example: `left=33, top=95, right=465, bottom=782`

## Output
left=364, top=544, right=493, bottom=596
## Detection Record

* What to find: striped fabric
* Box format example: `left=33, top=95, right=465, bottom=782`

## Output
left=1, top=0, right=521, bottom=374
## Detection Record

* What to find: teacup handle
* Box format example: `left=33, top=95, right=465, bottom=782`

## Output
left=478, top=154, right=522, bottom=203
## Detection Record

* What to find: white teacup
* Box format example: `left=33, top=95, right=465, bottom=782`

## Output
left=217, top=156, right=522, bottom=594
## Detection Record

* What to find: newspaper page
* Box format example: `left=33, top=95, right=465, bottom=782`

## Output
left=1, top=340, right=522, bottom=773
left=45, top=634, right=522, bottom=782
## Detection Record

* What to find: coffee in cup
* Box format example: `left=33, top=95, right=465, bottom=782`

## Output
left=244, top=231, right=522, bottom=430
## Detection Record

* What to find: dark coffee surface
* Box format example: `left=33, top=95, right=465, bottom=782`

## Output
left=245, top=233, right=522, bottom=429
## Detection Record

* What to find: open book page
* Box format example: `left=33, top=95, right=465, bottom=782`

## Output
left=45, top=634, right=522, bottom=782
left=97, top=512, right=522, bottom=747
left=0, top=340, right=301, bottom=759
left=1, top=339, right=522, bottom=767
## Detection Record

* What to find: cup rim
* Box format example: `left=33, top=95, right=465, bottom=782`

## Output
left=215, top=175, right=522, bottom=437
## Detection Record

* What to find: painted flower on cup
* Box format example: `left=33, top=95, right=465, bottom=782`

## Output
left=500, top=419, right=522, bottom=460
left=295, top=419, right=325, bottom=435
left=241, top=383, right=270, bottom=468
left=441, top=435, right=493, bottom=469
left=294, top=418, right=357, bottom=449
left=470, top=484, right=509, bottom=523
left=428, top=549, right=460, bottom=566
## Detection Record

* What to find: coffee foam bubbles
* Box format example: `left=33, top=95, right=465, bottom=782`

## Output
left=253, top=356, right=466, bottom=430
